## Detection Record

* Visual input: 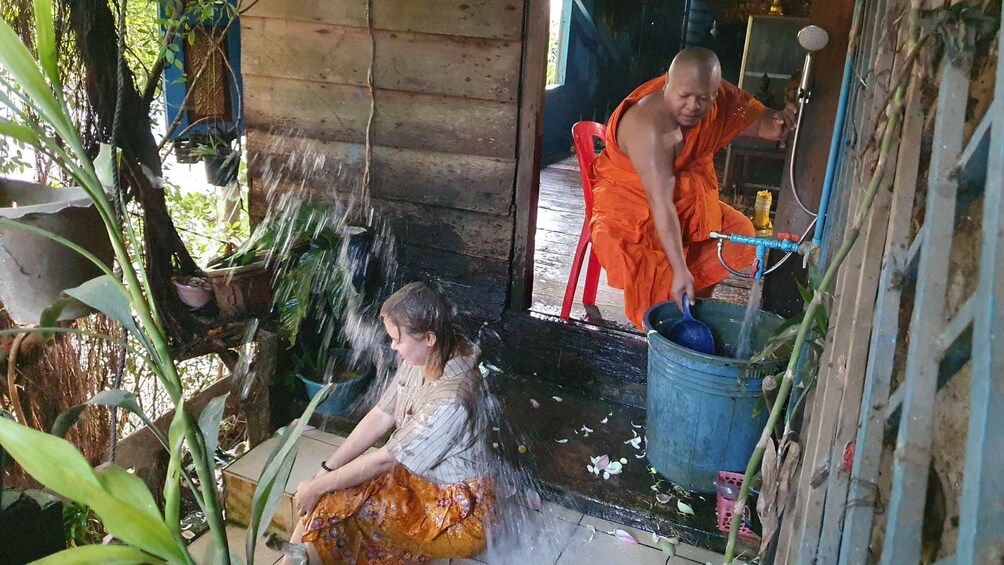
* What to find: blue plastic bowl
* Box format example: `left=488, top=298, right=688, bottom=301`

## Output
left=298, top=370, right=370, bottom=417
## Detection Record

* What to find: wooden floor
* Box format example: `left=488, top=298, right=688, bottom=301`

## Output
left=530, top=156, right=751, bottom=331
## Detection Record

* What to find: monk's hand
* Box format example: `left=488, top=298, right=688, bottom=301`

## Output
left=760, top=103, right=797, bottom=142
left=671, top=269, right=697, bottom=313
left=294, top=478, right=324, bottom=518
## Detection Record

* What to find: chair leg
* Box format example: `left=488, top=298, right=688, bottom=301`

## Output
left=560, top=223, right=591, bottom=320
left=582, top=247, right=601, bottom=306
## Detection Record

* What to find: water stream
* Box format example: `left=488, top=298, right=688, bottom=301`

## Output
left=734, top=276, right=764, bottom=360
left=234, top=131, right=575, bottom=563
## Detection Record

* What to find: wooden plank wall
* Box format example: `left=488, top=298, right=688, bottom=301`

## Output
left=240, top=0, right=527, bottom=320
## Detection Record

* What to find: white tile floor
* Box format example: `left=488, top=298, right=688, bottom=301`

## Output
left=190, top=500, right=724, bottom=565
left=206, top=428, right=728, bottom=564
left=424, top=500, right=726, bottom=565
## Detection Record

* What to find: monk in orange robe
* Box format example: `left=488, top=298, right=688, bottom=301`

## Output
left=590, top=48, right=794, bottom=328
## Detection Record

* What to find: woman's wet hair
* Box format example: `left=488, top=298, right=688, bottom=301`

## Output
left=380, top=281, right=469, bottom=378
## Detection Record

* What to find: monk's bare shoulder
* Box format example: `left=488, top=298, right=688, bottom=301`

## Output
left=618, top=93, right=683, bottom=160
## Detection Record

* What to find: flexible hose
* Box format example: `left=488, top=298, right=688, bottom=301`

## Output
left=787, top=98, right=818, bottom=217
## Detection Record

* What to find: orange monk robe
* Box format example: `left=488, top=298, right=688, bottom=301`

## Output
left=590, top=76, right=767, bottom=328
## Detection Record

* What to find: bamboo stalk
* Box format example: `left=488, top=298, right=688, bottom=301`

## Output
left=722, top=5, right=920, bottom=557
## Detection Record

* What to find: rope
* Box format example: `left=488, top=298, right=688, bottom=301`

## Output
left=108, top=0, right=129, bottom=464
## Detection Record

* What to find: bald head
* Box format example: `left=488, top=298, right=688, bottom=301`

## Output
left=663, top=48, right=722, bottom=127
left=667, top=47, right=722, bottom=84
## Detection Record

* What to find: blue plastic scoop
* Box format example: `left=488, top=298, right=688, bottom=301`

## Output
left=665, top=296, right=716, bottom=355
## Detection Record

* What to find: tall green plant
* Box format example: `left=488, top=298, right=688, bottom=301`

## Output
left=0, top=3, right=330, bottom=563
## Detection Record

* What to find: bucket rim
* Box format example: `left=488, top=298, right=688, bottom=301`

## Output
left=642, top=299, right=786, bottom=373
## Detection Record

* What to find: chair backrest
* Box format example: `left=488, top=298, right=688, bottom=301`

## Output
left=571, top=121, right=607, bottom=213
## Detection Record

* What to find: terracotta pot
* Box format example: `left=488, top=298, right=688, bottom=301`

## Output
left=205, top=261, right=272, bottom=317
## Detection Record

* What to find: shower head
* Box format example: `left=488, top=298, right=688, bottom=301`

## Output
left=798, top=25, right=830, bottom=52
left=796, top=25, right=829, bottom=101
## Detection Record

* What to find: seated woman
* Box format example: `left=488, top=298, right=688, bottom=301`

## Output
left=283, top=282, right=494, bottom=565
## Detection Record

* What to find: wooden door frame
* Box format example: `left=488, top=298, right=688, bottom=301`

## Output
left=508, top=0, right=550, bottom=311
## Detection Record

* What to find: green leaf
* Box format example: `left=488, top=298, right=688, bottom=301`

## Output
left=0, top=118, right=40, bottom=146
left=0, top=417, right=186, bottom=562
left=95, top=464, right=163, bottom=525
left=0, top=18, right=74, bottom=153
left=163, top=400, right=188, bottom=537
left=63, top=275, right=146, bottom=346
left=53, top=389, right=167, bottom=451
left=247, top=384, right=334, bottom=564
left=39, top=298, right=69, bottom=340
left=198, top=393, right=230, bottom=466
left=795, top=279, right=813, bottom=307
left=94, top=143, right=117, bottom=192
left=31, top=544, right=166, bottom=565
left=32, top=0, right=60, bottom=89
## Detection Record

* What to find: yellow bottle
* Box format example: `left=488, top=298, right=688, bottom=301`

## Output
left=752, top=190, right=774, bottom=237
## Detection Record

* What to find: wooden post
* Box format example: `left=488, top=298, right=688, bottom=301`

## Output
left=508, top=0, right=550, bottom=310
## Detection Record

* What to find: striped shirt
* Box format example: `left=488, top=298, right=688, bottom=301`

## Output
left=376, top=346, right=487, bottom=485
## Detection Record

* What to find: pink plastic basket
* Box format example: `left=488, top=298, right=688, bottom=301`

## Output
left=715, top=471, right=760, bottom=541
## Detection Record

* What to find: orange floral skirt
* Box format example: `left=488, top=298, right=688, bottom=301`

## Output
left=301, top=465, right=494, bottom=564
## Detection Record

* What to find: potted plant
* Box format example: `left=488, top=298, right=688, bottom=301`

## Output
left=264, top=205, right=376, bottom=417
left=189, top=133, right=238, bottom=187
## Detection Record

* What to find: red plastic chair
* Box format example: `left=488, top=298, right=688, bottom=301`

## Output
left=560, top=121, right=607, bottom=320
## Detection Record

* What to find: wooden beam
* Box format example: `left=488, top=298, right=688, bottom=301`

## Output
left=838, top=72, right=925, bottom=565
left=955, top=23, right=1004, bottom=562
left=242, top=0, right=524, bottom=41
left=241, top=17, right=522, bottom=103
left=243, top=76, right=518, bottom=160
left=881, top=45, right=969, bottom=565
left=508, top=0, right=550, bottom=310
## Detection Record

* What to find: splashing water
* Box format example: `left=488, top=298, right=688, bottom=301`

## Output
left=237, top=130, right=575, bottom=562
left=734, top=277, right=764, bottom=360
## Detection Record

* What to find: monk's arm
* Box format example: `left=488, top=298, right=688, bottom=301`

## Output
left=622, top=122, right=694, bottom=301
left=739, top=104, right=795, bottom=141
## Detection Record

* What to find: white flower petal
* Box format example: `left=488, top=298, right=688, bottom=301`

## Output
left=620, top=457, right=628, bottom=464
left=677, top=500, right=695, bottom=516
left=526, top=489, right=543, bottom=512
left=656, top=493, right=671, bottom=504
left=603, top=471, right=610, bottom=480
left=555, top=438, right=569, bottom=444
left=531, top=399, right=541, bottom=409
left=600, top=417, right=609, bottom=424
left=613, top=529, right=638, bottom=544
left=552, top=396, right=563, bottom=402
